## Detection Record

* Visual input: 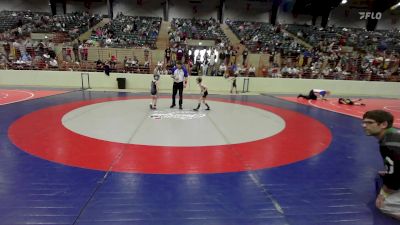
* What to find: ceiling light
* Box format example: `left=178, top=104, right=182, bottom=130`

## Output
left=390, top=2, right=400, bottom=10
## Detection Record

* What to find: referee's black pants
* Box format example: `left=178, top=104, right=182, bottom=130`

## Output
left=172, top=82, right=184, bottom=106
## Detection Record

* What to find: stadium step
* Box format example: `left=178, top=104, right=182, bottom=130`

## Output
left=281, top=28, right=312, bottom=50
left=75, top=18, right=111, bottom=43
left=156, top=21, right=170, bottom=49
left=221, top=23, right=240, bottom=46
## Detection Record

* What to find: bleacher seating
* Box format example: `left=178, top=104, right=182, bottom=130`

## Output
left=26, top=12, right=102, bottom=43
left=170, top=18, right=229, bottom=43
left=0, top=11, right=50, bottom=33
left=227, top=20, right=307, bottom=55
left=285, top=24, right=400, bottom=54
left=90, top=14, right=161, bottom=48
left=0, top=9, right=398, bottom=81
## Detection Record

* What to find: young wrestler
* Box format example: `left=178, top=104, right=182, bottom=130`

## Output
left=230, top=74, right=238, bottom=94
left=298, top=89, right=330, bottom=100
left=150, top=74, right=160, bottom=110
left=338, top=98, right=365, bottom=106
left=193, top=77, right=210, bottom=111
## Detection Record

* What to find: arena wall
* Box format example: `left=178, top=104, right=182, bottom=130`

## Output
left=113, top=0, right=163, bottom=17
left=1, top=70, right=399, bottom=97
left=277, top=10, right=313, bottom=25
left=224, top=0, right=271, bottom=23
left=0, top=0, right=50, bottom=12
left=169, top=0, right=218, bottom=20
left=66, top=1, right=108, bottom=15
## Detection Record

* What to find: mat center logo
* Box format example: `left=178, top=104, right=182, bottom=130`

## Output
left=149, top=109, right=206, bottom=120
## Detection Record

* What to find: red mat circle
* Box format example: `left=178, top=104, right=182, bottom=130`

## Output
left=8, top=96, right=332, bottom=174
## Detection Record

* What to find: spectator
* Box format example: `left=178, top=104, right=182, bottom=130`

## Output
left=248, top=65, right=256, bottom=76
left=73, top=40, right=79, bottom=62
left=362, top=110, right=400, bottom=220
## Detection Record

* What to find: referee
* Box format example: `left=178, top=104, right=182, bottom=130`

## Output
left=170, top=61, right=188, bottom=109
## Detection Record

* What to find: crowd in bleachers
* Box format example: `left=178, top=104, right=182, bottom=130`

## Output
left=169, top=18, right=229, bottom=45
left=0, top=9, right=399, bottom=81
left=0, top=10, right=99, bottom=71
left=223, top=20, right=400, bottom=81
left=226, top=20, right=306, bottom=55
left=0, top=38, right=152, bottom=74
left=89, top=13, right=161, bottom=48
left=0, top=11, right=50, bottom=41
left=160, top=44, right=258, bottom=78
left=286, top=24, right=400, bottom=54
left=268, top=24, right=400, bottom=81
left=0, top=11, right=49, bottom=33
left=0, top=11, right=104, bottom=72
left=166, top=18, right=258, bottom=77
left=26, top=12, right=102, bottom=42
left=0, top=11, right=101, bottom=43
left=0, top=37, right=62, bottom=71
left=260, top=48, right=399, bottom=81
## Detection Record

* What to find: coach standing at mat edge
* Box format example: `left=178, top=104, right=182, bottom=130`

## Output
left=170, top=61, right=188, bottom=109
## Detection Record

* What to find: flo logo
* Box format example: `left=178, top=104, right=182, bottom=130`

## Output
left=359, top=12, right=382, bottom=20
